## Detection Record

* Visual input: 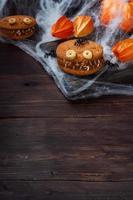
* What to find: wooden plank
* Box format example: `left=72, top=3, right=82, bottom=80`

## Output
left=1, top=75, right=133, bottom=102
left=1, top=75, right=133, bottom=103
left=0, top=75, right=133, bottom=118
left=0, top=181, right=133, bottom=200
left=0, top=96, right=133, bottom=117
left=0, top=43, right=44, bottom=75
left=0, top=75, right=64, bottom=101
left=0, top=118, right=133, bottom=181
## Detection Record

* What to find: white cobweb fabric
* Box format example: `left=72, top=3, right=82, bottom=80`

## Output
left=0, top=0, right=133, bottom=100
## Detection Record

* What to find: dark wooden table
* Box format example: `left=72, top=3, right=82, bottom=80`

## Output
left=0, top=43, right=133, bottom=200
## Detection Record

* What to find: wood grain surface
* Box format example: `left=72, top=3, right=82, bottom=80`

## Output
left=0, top=43, right=133, bottom=200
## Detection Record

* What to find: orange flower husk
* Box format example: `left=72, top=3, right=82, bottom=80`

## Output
left=100, top=0, right=133, bottom=32
left=100, top=0, right=125, bottom=26
left=112, top=38, right=133, bottom=62
left=120, top=2, right=133, bottom=32
left=51, top=16, right=74, bottom=39
left=73, top=16, right=94, bottom=37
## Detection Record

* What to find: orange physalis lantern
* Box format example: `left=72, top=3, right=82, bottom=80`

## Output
left=112, top=38, right=133, bottom=62
left=120, top=2, right=133, bottom=32
left=100, top=0, right=124, bottom=25
left=51, top=16, right=73, bottom=39
left=100, top=0, right=133, bottom=32
left=73, top=16, right=94, bottom=37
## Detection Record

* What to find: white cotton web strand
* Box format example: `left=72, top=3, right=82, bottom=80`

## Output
left=35, top=0, right=62, bottom=64
left=97, top=0, right=129, bottom=68
left=0, top=0, right=7, bottom=16
left=73, top=0, right=98, bottom=17
left=36, top=0, right=62, bottom=43
left=35, top=0, right=65, bottom=77
left=100, top=19, right=122, bottom=64
left=36, top=0, right=96, bottom=43
left=36, top=0, right=99, bottom=44
left=36, top=0, right=81, bottom=43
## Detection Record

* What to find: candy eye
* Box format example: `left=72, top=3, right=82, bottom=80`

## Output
left=8, top=18, right=16, bottom=25
left=23, top=17, right=32, bottom=25
left=83, top=50, right=93, bottom=59
left=66, top=50, right=76, bottom=60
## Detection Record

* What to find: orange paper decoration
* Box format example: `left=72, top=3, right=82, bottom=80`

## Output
left=100, top=0, right=133, bottom=32
left=112, top=38, right=133, bottom=62
left=73, top=15, right=94, bottom=37
left=51, top=16, right=73, bottom=39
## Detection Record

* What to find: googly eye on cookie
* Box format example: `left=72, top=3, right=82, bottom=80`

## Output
left=0, top=15, right=36, bottom=40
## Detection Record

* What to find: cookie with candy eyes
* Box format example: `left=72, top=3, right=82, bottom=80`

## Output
left=56, top=39, right=105, bottom=76
left=0, top=15, right=36, bottom=40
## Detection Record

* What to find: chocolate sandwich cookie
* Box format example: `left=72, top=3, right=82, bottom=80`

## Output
left=56, top=39, right=105, bottom=76
left=0, top=15, right=36, bottom=40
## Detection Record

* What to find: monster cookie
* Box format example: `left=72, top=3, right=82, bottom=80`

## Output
left=0, top=15, right=36, bottom=40
left=56, top=39, right=105, bottom=76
